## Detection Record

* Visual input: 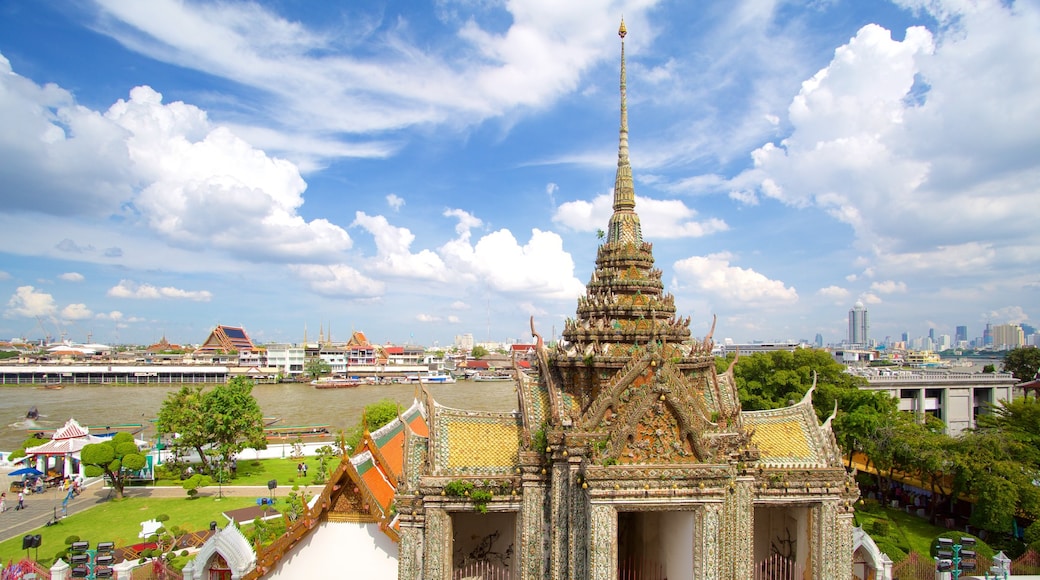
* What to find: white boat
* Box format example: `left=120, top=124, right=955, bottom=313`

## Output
left=406, top=371, right=456, bottom=384
left=473, top=372, right=513, bottom=382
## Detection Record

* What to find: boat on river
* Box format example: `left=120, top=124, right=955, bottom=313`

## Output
left=472, top=372, right=513, bottom=382
left=405, top=371, right=456, bottom=384
left=311, top=377, right=361, bottom=389
left=264, top=424, right=332, bottom=441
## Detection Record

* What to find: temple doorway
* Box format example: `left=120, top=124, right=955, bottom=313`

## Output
left=753, top=506, right=809, bottom=579
left=617, top=511, right=695, bottom=580
left=451, top=511, right=516, bottom=579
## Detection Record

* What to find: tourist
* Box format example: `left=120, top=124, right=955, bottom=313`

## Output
left=297, top=462, right=303, bottom=477
left=230, top=458, right=237, bottom=476
left=1, top=492, right=6, bottom=512
left=302, top=463, right=308, bottom=477
left=17, top=490, right=25, bottom=510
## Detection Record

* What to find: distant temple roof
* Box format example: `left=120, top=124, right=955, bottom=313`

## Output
left=197, top=325, right=255, bottom=353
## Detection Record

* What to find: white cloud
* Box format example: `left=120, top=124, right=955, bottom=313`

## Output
left=673, top=253, right=798, bottom=305
left=443, top=209, right=483, bottom=236
left=291, top=264, right=385, bottom=297
left=817, top=285, right=850, bottom=301
left=386, top=194, right=405, bottom=211
left=107, top=280, right=213, bottom=301
left=440, top=228, right=585, bottom=300
left=352, top=212, right=448, bottom=281
left=4, top=286, right=57, bottom=318
left=450, top=301, right=469, bottom=311
left=417, top=314, right=441, bottom=323
left=61, top=303, right=93, bottom=320
left=90, top=0, right=659, bottom=139
left=735, top=1, right=1040, bottom=283
left=0, top=271, right=10, bottom=280
left=860, top=293, right=882, bottom=305
left=59, top=272, right=85, bottom=282
left=870, top=280, right=907, bottom=294
left=95, top=311, right=124, bottom=321
left=983, top=306, right=1030, bottom=326
left=554, top=194, right=728, bottom=238
left=0, top=61, right=354, bottom=263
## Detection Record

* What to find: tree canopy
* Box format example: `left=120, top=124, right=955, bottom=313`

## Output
left=80, top=432, right=147, bottom=499
left=305, top=358, right=331, bottom=379
left=155, top=377, right=267, bottom=474
left=1002, top=346, right=1040, bottom=382
left=343, top=398, right=401, bottom=451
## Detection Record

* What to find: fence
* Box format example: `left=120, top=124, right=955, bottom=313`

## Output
left=452, top=560, right=512, bottom=580
left=617, top=555, right=665, bottom=580
left=753, top=553, right=805, bottom=580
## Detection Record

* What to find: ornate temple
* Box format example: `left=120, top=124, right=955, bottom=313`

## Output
left=242, top=20, right=858, bottom=580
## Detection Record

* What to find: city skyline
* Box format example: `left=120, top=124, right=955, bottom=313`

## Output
left=1, top=1, right=1038, bottom=347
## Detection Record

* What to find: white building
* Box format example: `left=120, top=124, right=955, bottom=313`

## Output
left=848, top=302, right=869, bottom=346
left=848, top=368, right=1017, bottom=435
left=264, top=344, right=305, bottom=376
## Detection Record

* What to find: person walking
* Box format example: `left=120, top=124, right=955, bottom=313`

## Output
left=0, top=492, right=6, bottom=513
left=17, top=489, right=25, bottom=510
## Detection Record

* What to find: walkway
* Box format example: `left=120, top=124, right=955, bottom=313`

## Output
left=0, top=475, right=320, bottom=544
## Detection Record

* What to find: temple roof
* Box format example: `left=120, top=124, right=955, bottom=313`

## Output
left=430, top=403, right=522, bottom=476
left=741, top=387, right=843, bottom=468
left=197, top=325, right=254, bottom=353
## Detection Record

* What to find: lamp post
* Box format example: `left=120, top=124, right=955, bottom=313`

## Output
left=936, top=537, right=977, bottom=579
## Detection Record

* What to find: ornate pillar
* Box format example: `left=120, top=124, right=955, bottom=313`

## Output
left=549, top=461, right=570, bottom=580
left=697, top=503, right=722, bottom=580
left=587, top=503, right=617, bottom=580
left=811, top=500, right=854, bottom=580
left=397, top=498, right=425, bottom=580
left=423, top=508, right=452, bottom=580
left=720, top=478, right=754, bottom=580
left=519, top=481, right=549, bottom=579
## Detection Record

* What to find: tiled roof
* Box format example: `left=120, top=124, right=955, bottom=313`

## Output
left=741, top=387, right=838, bottom=468
left=351, top=451, right=395, bottom=515
left=431, top=404, right=522, bottom=476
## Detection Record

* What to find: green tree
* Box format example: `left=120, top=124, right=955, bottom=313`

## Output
left=313, top=445, right=337, bottom=484
left=155, top=378, right=267, bottom=475
left=1002, top=346, right=1040, bottom=382
left=471, top=345, right=489, bottom=359
left=80, top=432, right=147, bottom=499
left=305, top=358, right=331, bottom=380
left=7, top=434, right=48, bottom=460
left=155, top=385, right=209, bottom=470
left=203, top=377, right=267, bottom=469
left=343, top=399, right=401, bottom=451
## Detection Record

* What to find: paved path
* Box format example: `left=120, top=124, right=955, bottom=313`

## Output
left=0, top=475, right=321, bottom=544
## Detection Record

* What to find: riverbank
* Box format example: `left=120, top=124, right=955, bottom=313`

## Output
left=1, top=380, right=518, bottom=453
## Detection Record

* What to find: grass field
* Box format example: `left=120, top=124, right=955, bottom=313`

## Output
left=0, top=494, right=258, bottom=567
left=152, top=454, right=332, bottom=488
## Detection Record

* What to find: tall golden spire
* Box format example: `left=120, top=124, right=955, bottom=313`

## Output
left=607, top=18, right=642, bottom=245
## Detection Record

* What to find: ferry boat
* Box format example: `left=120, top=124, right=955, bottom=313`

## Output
left=405, top=371, right=456, bottom=384
left=472, top=372, right=513, bottom=382
left=264, top=424, right=332, bottom=441
left=311, top=377, right=361, bottom=389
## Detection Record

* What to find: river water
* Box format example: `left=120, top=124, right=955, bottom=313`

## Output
left=0, top=380, right=519, bottom=452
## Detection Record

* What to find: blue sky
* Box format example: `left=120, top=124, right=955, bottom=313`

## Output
left=0, top=0, right=1037, bottom=348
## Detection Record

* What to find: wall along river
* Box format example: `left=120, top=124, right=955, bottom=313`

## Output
left=0, top=380, right=519, bottom=453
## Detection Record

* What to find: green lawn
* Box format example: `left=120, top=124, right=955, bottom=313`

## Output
left=853, top=500, right=995, bottom=562
left=153, top=455, right=337, bottom=488
left=0, top=494, right=258, bottom=567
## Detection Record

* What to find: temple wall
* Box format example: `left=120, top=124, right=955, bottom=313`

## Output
left=423, top=508, right=452, bottom=580
left=520, top=481, right=549, bottom=579
left=266, top=521, right=396, bottom=580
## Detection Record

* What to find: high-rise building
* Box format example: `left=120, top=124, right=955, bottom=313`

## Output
left=991, top=324, right=1025, bottom=349
left=848, top=302, right=869, bottom=345
left=984, top=323, right=993, bottom=346
left=955, top=325, right=968, bottom=343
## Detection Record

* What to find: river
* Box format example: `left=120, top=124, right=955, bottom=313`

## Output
left=0, top=380, right=520, bottom=452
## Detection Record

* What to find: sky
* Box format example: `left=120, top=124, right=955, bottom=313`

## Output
left=0, top=0, right=1038, bottom=349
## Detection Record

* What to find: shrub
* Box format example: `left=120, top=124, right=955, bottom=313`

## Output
left=870, top=519, right=890, bottom=537
left=856, top=498, right=882, bottom=514
left=1025, top=521, right=1040, bottom=546
left=873, top=538, right=907, bottom=563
